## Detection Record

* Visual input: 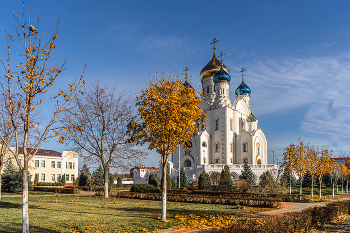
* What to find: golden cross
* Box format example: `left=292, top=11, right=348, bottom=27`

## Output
left=239, top=67, right=247, bottom=81
left=210, top=38, right=219, bottom=54
left=219, top=51, right=225, bottom=62
left=183, top=66, right=189, bottom=81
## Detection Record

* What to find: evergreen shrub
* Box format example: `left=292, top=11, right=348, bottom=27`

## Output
left=117, top=177, right=122, bottom=187
left=198, top=171, right=211, bottom=190
left=148, top=174, right=159, bottom=187
left=130, top=184, right=161, bottom=193
left=34, top=174, right=38, bottom=186
left=1, top=162, right=33, bottom=192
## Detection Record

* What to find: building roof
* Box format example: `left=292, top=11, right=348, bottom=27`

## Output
left=18, top=148, right=62, bottom=157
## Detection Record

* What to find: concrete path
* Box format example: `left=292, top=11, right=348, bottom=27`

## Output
left=159, top=199, right=350, bottom=233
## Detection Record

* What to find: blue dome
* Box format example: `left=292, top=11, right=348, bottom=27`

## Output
left=247, top=112, right=257, bottom=122
left=213, top=66, right=231, bottom=84
left=235, top=81, right=251, bottom=95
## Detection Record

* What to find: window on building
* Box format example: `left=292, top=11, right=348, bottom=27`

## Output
left=185, top=141, right=192, bottom=148
left=57, top=174, right=61, bottom=182
left=35, top=173, right=39, bottom=180
left=215, top=157, right=220, bottom=163
left=230, top=118, right=233, bottom=131
left=71, top=174, right=75, bottom=182
left=73, top=162, right=75, bottom=169
left=68, top=162, right=72, bottom=169
left=41, top=173, right=45, bottom=181
left=243, top=142, right=248, bottom=152
left=66, top=174, right=69, bottom=181
left=57, top=161, right=61, bottom=168
left=51, top=161, right=55, bottom=168
left=51, top=173, right=55, bottom=181
left=41, top=160, right=45, bottom=168
left=215, top=143, right=219, bottom=153
left=243, top=157, right=248, bottom=163
left=202, top=141, right=207, bottom=147
left=257, top=159, right=261, bottom=165
left=66, top=162, right=68, bottom=169
left=215, top=119, right=219, bottom=130
left=35, top=160, right=39, bottom=167
left=184, top=159, right=191, bottom=167
left=230, top=142, right=233, bottom=153
left=207, top=86, right=209, bottom=94
left=257, top=143, right=260, bottom=155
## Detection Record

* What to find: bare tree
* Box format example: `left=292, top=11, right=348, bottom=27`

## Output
left=0, top=5, right=85, bottom=232
left=62, top=80, right=147, bottom=198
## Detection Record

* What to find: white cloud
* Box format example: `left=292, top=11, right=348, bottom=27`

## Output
left=226, top=53, right=350, bottom=149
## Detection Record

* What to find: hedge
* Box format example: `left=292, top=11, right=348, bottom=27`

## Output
left=220, top=201, right=350, bottom=233
left=112, top=192, right=281, bottom=208
left=168, top=190, right=303, bottom=202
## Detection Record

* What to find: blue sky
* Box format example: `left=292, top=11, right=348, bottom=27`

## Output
left=1, top=1, right=350, bottom=172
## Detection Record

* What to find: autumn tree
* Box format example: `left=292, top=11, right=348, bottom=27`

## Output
left=63, top=81, right=147, bottom=198
left=340, top=164, right=348, bottom=194
left=314, top=147, right=331, bottom=199
left=128, top=75, right=205, bottom=220
left=306, top=145, right=318, bottom=198
left=283, top=140, right=308, bottom=200
left=0, top=5, right=85, bottom=232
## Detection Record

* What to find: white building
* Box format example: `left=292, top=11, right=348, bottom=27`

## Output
left=171, top=48, right=277, bottom=182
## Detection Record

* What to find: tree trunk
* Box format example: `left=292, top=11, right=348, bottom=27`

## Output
left=347, top=179, right=349, bottom=193
left=299, top=180, right=302, bottom=201
left=319, top=178, right=322, bottom=199
left=342, top=177, right=344, bottom=194
left=161, top=156, right=168, bottom=221
left=104, top=167, right=109, bottom=198
left=289, top=174, right=292, bottom=201
left=22, top=158, right=29, bottom=233
left=311, top=174, right=314, bottom=198
left=332, top=179, right=335, bottom=198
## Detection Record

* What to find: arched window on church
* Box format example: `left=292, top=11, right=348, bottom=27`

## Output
left=202, top=141, right=207, bottom=147
left=207, top=86, right=209, bottom=94
left=185, top=141, right=192, bottom=148
left=257, top=159, right=261, bottom=165
left=215, top=157, right=220, bottom=164
left=230, top=142, right=233, bottom=153
left=243, top=142, right=248, bottom=152
left=256, top=143, right=260, bottom=155
left=215, top=143, right=219, bottom=153
left=184, top=159, right=191, bottom=167
left=215, top=118, right=219, bottom=131
left=230, top=118, right=233, bottom=131
left=243, top=157, right=248, bottom=163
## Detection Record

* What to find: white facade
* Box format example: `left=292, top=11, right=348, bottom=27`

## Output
left=171, top=52, right=277, bottom=182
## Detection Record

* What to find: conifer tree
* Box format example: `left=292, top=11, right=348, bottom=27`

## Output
left=92, top=166, right=114, bottom=187
left=198, top=171, right=211, bottom=190
left=148, top=174, right=159, bottom=187
left=79, top=164, right=91, bottom=186
left=1, top=161, right=32, bottom=192
left=61, top=173, right=66, bottom=186
left=219, top=165, right=233, bottom=191
left=117, top=177, right=122, bottom=187
left=34, top=174, right=38, bottom=186
left=180, top=167, right=188, bottom=188
left=239, top=162, right=255, bottom=184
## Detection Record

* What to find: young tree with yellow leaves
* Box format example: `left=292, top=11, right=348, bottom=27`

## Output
left=314, top=147, right=332, bottom=199
left=306, top=145, right=319, bottom=198
left=283, top=140, right=309, bottom=200
left=0, top=5, right=85, bottom=232
left=340, top=163, right=348, bottom=194
left=282, top=143, right=297, bottom=199
left=128, top=75, right=205, bottom=221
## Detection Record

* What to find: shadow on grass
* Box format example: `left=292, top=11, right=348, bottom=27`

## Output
left=0, top=225, right=60, bottom=233
left=0, top=201, right=22, bottom=209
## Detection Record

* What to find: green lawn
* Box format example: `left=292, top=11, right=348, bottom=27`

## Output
left=1, top=190, right=57, bottom=196
left=0, top=195, right=267, bottom=233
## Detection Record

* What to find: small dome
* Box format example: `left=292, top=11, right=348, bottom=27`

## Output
left=247, top=112, right=257, bottom=122
left=200, top=54, right=230, bottom=79
left=183, top=80, right=194, bottom=89
left=235, top=80, right=251, bottom=95
left=213, top=66, right=231, bottom=84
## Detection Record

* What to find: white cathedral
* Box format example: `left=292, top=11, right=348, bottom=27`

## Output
left=170, top=45, right=278, bottom=182
left=133, top=42, right=278, bottom=184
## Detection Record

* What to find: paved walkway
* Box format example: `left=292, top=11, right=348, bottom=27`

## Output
left=159, top=199, right=350, bottom=233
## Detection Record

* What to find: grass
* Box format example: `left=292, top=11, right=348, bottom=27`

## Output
left=1, top=190, right=58, bottom=196
left=0, top=195, right=269, bottom=233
